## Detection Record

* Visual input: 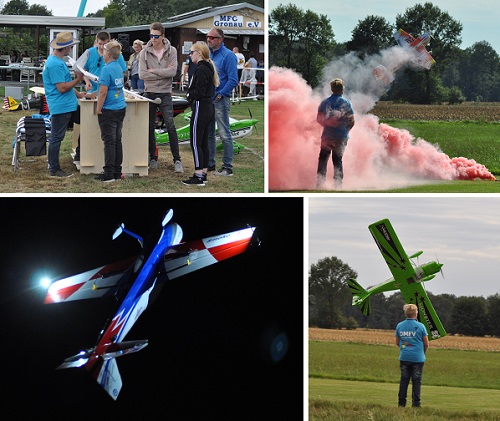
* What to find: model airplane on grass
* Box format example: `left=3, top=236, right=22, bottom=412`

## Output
left=43, top=209, right=256, bottom=399
left=347, top=218, right=446, bottom=340
left=374, top=28, right=436, bottom=84
left=155, top=110, right=259, bottom=151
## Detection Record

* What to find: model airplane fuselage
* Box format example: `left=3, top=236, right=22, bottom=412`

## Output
left=44, top=210, right=256, bottom=399
left=348, top=219, right=446, bottom=340
left=373, top=28, right=436, bottom=83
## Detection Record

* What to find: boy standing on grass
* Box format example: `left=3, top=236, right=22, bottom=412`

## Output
left=395, top=303, right=429, bottom=408
left=95, top=40, right=126, bottom=182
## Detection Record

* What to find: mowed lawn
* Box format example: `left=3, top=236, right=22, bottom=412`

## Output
left=309, top=330, right=500, bottom=420
left=0, top=86, right=264, bottom=193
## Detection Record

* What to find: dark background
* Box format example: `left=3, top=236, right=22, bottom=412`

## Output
left=1, top=197, right=303, bottom=419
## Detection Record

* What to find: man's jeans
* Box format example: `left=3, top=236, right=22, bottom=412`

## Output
left=146, top=92, right=180, bottom=162
left=208, top=96, right=233, bottom=170
left=98, top=108, right=126, bottom=177
left=398, top=361, right=424, bottom=407
left=48, top=108, right=79, bottom=173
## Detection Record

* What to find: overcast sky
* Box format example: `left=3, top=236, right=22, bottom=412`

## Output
left=270, top=0, right=500, bottom=53
left=309, top=196, right=500, bottom=298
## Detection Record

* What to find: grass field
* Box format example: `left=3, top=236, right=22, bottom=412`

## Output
left=309, top=328, right=500, bottom=420
left=310, top=101, right=500, bottom=193
left=0, top=86, right=264, bottom=193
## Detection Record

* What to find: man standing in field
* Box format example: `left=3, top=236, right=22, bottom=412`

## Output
left=316, top=78, right=354, bottom=190
left=395, top=303, right=429, bottom=407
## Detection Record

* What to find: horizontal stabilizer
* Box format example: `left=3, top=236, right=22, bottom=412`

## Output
left=347, top=279, right=371, bottom=316
left=102, top=339, right=148, bottom=360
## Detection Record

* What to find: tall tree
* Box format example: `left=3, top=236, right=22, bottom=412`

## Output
left=457, top=41, right=500, bottom=101
left=346, top=15, right=393, bottom=57
left=309, top=257, right=356, bottom=329
left=395, top=2, right=463, bottom=103
left=450, top=296, right=488, bottom=336
left=270, top=4, right=334, bottom=87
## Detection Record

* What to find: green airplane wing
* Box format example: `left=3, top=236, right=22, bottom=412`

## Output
left=400, top=282, right=447, bottom=340
left=369, top=219, right=446, bottom=340
left=369, top=219, right=416, bottom=284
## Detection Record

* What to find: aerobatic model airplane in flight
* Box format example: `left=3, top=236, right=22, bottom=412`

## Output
left=348, top=218, right=446, bottom=340
left=374, top=28, right=436, bottom=83
left=43, top=210, right=256, bottom=400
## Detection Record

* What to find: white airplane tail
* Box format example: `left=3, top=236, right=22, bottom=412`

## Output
left=97, top=358, right=122, bottom=400
left=57, top=339, right=148, bottom=399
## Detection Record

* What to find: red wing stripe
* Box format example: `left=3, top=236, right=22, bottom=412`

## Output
left=44, top=282, right=86, bottom=304
left=208, top=238, right=252, bottom=262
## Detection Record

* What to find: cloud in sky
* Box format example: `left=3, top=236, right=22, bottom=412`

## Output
left=309, top=196, right=500, bottom=298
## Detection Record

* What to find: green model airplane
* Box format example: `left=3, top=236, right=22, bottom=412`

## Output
left=155, top=111, right=258, bottom=151
left=348, top=218, right=447, bottom=340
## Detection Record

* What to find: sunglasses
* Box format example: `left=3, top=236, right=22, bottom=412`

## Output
left=97, top=56, right=102, bottom=67
left=149, top=34, right=161, bottom=39
left=206, top=35, right=221, bottom=41
left=188, top=50, right=199, bottom=55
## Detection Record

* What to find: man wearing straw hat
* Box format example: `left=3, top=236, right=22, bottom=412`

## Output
left=43, top=31, right=87, bottom=178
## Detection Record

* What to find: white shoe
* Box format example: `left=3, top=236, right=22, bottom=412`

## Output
left=174, top=160, right=184, bottom=173
left=73, top=160, right=80, bottom=170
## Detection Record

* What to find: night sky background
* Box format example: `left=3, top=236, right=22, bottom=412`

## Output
left=2, top=197, right=303, bottom=419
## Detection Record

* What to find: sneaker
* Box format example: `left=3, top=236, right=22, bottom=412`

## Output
left=182, top=175, right=205, bottom=186
left=215, top=167, right=233, bottom=177
left=207, top=165, right=216, bottom=172
left=73, top=160, right=81, bottom=170
left=114, top=173, right=123, bottom=180
left=50, top=169, right=73, bottom=178
left=149, top=159, right=158, bottom=170
left=201, top=173, right=207, bottom=183
left=174, top=160, right=184, bottom=173
left=95, top=173, right=115, bottom=182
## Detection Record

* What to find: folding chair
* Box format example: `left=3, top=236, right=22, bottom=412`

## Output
left=12, top=115, right=51, bottom=172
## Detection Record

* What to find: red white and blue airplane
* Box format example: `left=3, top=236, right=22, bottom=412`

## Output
left=374, top=28, right=436, bottom=83
left=43, top=209, right=256, bottom=400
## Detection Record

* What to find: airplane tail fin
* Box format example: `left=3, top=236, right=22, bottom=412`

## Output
left=57, top=339, right=148, bottom=400
left=347, top=279, right=371, bottom=316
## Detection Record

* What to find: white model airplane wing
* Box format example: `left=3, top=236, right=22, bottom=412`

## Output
left=44, top=256, right=138, bottom=303
left=164, top=226, right=256, bottom=280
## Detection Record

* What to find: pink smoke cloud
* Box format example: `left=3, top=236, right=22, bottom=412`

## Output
left=269, top=67, right=495, bottom=191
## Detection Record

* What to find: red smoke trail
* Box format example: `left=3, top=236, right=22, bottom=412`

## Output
left=269, top=67, right=495, bottom=191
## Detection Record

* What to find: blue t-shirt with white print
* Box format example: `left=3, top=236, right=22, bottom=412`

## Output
left=395, top=318, right=428, bottom=363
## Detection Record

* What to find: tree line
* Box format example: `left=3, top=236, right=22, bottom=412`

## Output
left=309, top=256, right=500, bottom=337
left=0, top=0, right=263, bottom=59
left=270, top=2, right=500, bottom=103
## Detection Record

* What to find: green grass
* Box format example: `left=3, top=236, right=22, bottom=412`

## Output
left=309, top=341, right=500, bottom=420
left=381, top=119, right=500, bottom=176
left=310, top=341, right=500, bottom=389
left=310, top=382, right=500, bottom=420
left=0, top=85, right=264, bottom=193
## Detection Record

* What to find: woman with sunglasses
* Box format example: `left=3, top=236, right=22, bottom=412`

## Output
left=182, top=42, right=219, bottom=186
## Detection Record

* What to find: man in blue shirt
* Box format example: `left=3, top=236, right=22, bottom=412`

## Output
left=43, top=31, right=85, bottom=177
left=395, top=303, right=429, bottom=407
left=316, top=78, right=354, bottom=190
left=206, top=27, right=238, bottom=177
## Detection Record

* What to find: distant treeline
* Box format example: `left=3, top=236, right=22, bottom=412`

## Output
left=309, top=256, right=500, bottom=337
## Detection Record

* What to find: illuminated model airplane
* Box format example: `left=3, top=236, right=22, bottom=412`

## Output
left=374, top=28, right=436, bottom=83
left=347, top=218, right=446, bottom=340
left=43, top=210, right=256, bottom=399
